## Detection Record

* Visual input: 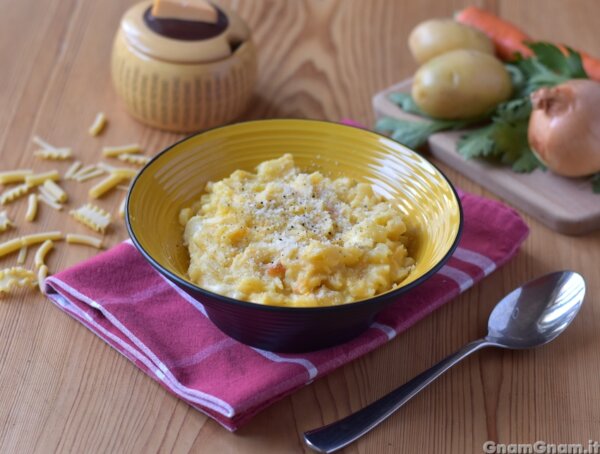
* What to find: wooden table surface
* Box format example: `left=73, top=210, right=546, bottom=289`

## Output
left=1, top=1, right=599, bottom=452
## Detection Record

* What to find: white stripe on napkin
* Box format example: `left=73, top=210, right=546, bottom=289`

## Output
left=372, top=322, right=396, bottom=340
left=453, top=247, right=497, bottom=276
left=251, top=348, right=318, bottom=380
left=437, top=265, right=474, bottom=292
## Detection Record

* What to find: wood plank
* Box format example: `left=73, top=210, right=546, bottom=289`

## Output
left=0, top=0, right=599, bottom=453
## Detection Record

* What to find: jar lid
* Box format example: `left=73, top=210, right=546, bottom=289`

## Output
left=120, top=1, right=250, bottom=64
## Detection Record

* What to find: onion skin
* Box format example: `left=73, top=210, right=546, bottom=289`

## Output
left=528, top=79, right=600, bottom=177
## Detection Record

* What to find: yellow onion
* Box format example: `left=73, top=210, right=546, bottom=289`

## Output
left=528, top=80, right=600, bottom=177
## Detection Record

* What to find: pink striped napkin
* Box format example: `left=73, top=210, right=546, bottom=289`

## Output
left=44, top=189, right=528, bottom=431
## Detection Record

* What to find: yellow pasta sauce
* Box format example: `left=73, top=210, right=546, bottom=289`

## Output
left=181, top=154, right=414, bottom=307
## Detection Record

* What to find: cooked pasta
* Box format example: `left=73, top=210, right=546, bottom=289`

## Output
left=102, top=144, right=142, bottom=157
left=88, top=112, right=108, bottom=136
left=0, top=169, right=33, bottom=185
left=70, top=204, right=111, bottom=233
left=25, top=194, right=38, bottom=222
left=34, top=239, right=54, bottom=268
left=0, top=183, right=31, bottom=205
left=66, top=233, right=103, bottom=249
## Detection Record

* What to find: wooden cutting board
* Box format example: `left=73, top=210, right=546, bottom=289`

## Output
left=372, top=79, right=600, bottom=235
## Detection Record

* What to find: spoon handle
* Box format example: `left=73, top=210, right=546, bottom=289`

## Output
left=303, top=338, right=491, bottom=453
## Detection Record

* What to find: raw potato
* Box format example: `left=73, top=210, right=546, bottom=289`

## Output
left=408, top=19, right=494, bottom=64
left=412, top=49, right=512, bottom=119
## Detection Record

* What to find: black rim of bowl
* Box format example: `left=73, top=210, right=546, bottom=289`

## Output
left=126, top=119, right=464, bottom=313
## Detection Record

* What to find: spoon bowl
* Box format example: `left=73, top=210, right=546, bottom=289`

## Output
left=486, top=271, right=585, bottom=349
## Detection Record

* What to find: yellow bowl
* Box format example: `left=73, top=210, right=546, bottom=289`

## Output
left=127, top=119, right=462, bottom=351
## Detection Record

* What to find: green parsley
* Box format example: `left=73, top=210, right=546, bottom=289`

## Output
left=376, top=42, right=588, bottom=179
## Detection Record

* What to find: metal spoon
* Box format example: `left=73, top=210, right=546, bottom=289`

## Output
left=304, top=271, right=586, bottom=453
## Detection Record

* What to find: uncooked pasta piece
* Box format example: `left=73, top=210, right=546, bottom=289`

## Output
left=34, top=239, right=54, bottom=268
left=20, top=231, right=63, bottom=246
left=88, top=112, right=108, bottom=136
left=43, top=180, right=68, bottom=203
left=37, top=265, right=48, bottom=293
left=70, top=203, right=111, bottom=233
left=0, top=169, right=33, bottom=185
left=38, top=192, right=63, bottom=211
left=97, top=162, right=116, bottom=172
left=117, top=153, right=151, bottom=166
left=111, top=168, right=137, bottom=179
left=34, top=148, right=72, bottom=160
left=64, top=161, right=82, bottom=180
left=25, top=170, right=60, bottom=187
left=0, top=210, right=14, bottom=231
left=32, top=135, right=57, bottom=150
left=66, top=233, right=103, bottom=249
left=118, top=195, right=127, bottom=218
left=0, top=238, right=23, bottom=258
left=102, top=144, right=142, bottom=157
left=88, top=174, right=124, bottom=199
left=17, top=246, right=27, bottom=265
left=0, top=266, right=36, bottom=295
left=74, top=168, right=104, bottom=182
left=25, top=194, right=38, bottom=222
left=0, top=183, right=31, bottom=205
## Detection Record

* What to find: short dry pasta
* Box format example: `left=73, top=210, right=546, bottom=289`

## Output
left=43, top=180, right=68, bottom=203
left=0, top=169, right=33, bottom=185
left=25, top=194, right=38, bottom=222
left=0, top=266, right=36, bottom=295
left=34, top=239, right=54, bottom=269
left=88, top=112, right=108, bottom=137
left=66, top=233, right=103, bottom=249
left=34, top=148, right=72, bottom=160
left=102, top=144, right=142, bottom=157
left=70, top=204, right=111, bottom=233
left=25, top=170, right=60, bottom=187
left=0, top=210, right=14, bottom=231
left=0, top=183, right=31, bottom=205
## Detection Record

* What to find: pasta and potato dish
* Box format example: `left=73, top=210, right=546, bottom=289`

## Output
left=180, top=154, right=414, bottom=307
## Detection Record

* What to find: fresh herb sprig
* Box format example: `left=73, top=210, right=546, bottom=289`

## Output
left=376, top=42, right=588, bottom=175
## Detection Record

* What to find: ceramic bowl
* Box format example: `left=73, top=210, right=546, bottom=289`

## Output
left=126, top=119, right=462, bottom=352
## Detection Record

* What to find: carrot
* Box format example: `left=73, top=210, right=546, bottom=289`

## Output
left=456, top=6, right=600, bottom=82
left=581, top=51, right=600, bottom=82
left=455, top=6, right=532, bottom=60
